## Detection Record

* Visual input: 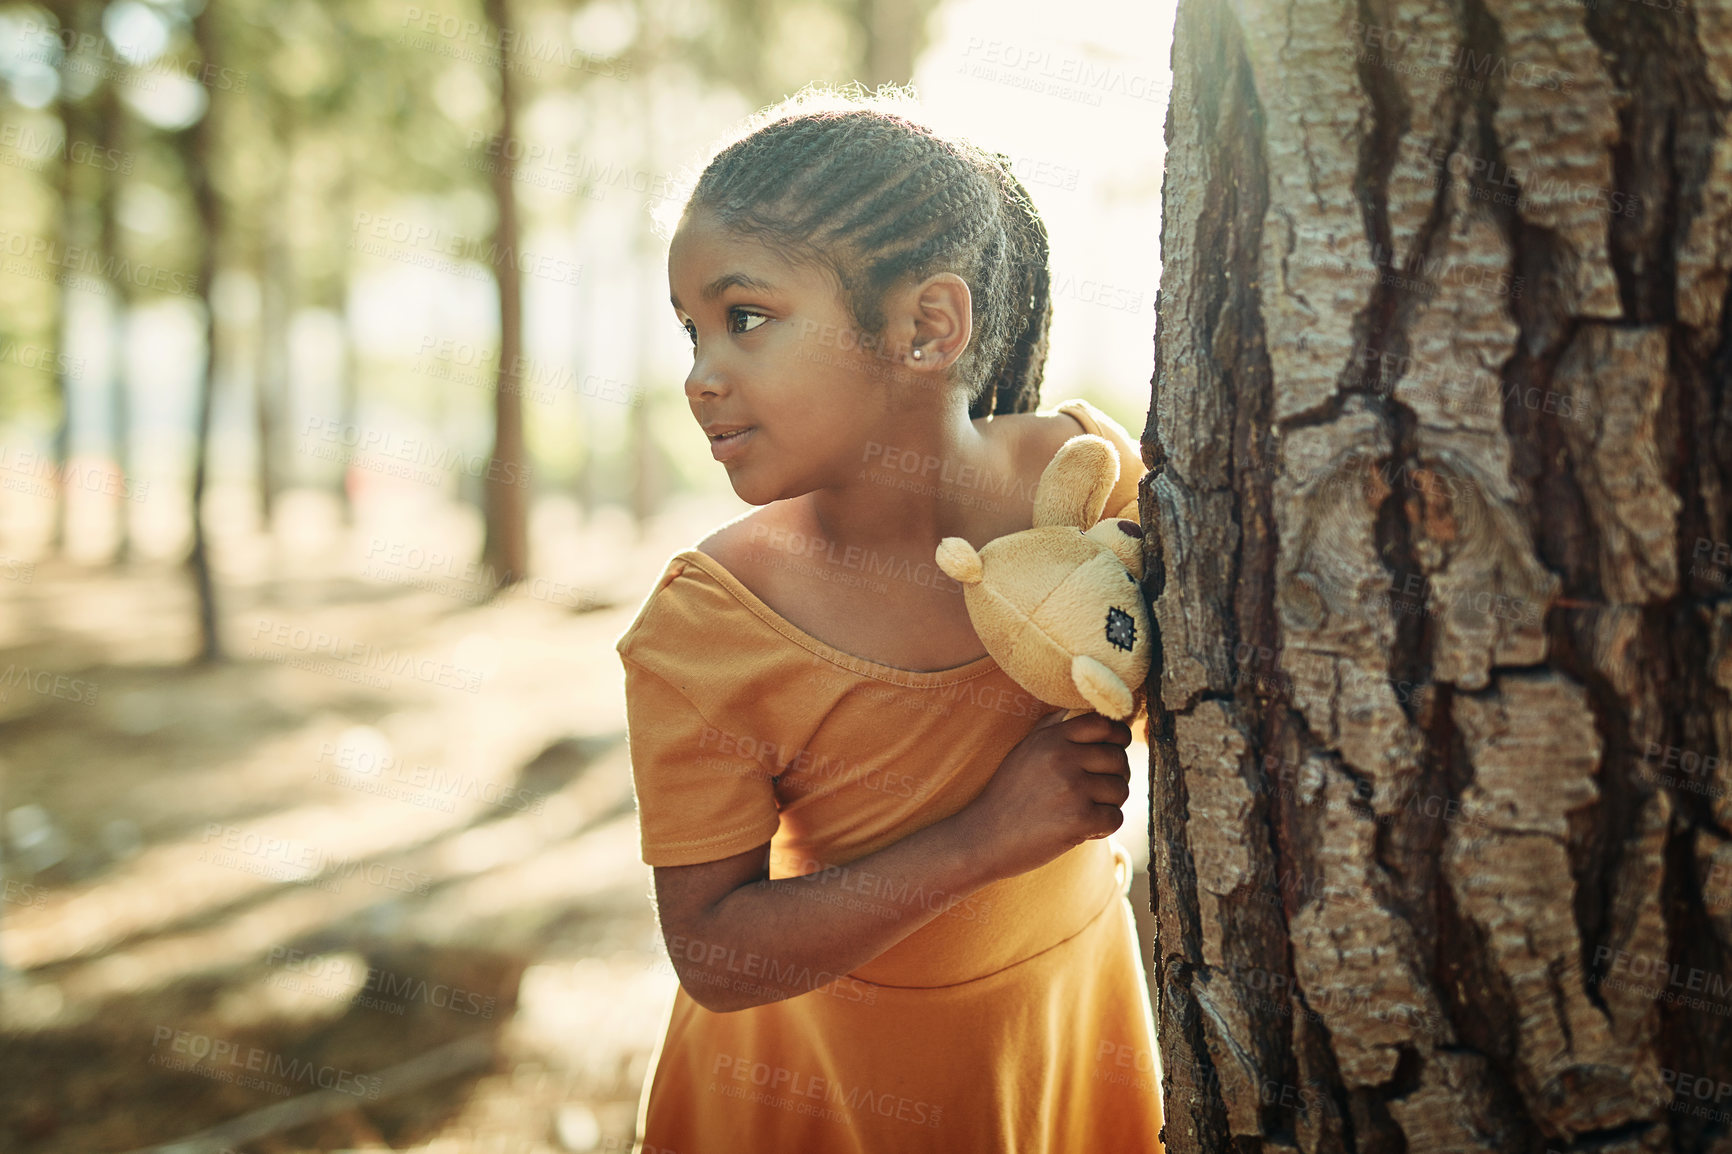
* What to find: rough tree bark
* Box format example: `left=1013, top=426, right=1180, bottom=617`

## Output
left=1142, top=0, right=1732, bottom=1151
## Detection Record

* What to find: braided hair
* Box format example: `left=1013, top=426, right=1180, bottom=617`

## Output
left=672, top=85, right=1053, bottom=418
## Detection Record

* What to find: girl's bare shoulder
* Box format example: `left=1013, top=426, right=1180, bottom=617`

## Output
left=977, top=410, right=1090, bottom=488
left=693, top=506, right=789, bottom=578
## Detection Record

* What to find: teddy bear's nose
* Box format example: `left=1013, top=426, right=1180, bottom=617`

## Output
left=1116, top=520, right=1143, bottom=538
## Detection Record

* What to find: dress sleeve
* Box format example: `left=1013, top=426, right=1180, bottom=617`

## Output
left=619, top=657, right=782, bottom=867
left=1049, top=397, right=1148, bottom=520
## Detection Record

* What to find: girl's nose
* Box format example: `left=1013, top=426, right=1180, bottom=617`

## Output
left=683, top=353, right=727, bottom=401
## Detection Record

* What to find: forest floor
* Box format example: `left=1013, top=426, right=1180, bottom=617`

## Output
left=0, top=484, right=1151, bottom=1154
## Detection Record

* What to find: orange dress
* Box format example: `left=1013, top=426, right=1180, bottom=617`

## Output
left=616, top=399, right=1164, bottom=1154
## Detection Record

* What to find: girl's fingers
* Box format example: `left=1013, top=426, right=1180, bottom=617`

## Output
left=1063, top=712, right=1134, bottom=747
left=1080, top=746, right=1132, bottom=779
left=1084, top=772, right=1131, bottom=808
left=1088, top=805, right=1127, bottom=838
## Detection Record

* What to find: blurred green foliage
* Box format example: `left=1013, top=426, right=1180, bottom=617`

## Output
left=0, top=0, right=937, bottom=498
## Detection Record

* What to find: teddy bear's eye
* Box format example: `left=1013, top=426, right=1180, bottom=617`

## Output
left=1105, top=606, right=1137, bottom=651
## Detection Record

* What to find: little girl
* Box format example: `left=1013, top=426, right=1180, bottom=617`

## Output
left=616, top=87, right=1164, bottom=1153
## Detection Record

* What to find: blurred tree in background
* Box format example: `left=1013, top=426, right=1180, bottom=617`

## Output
left=0, top=0, right=942, bottom=659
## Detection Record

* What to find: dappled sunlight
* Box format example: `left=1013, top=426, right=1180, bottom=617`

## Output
left=204, top=951, right=372, bottom=1033
left=511, top=952, right=679, bottom=1092
left=8, top=797, right=457, bottom=973
left=0, top=489, right=722, bottom=1148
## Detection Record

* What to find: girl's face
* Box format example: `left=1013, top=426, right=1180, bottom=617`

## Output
left=668, top=209, right=907, bottom=506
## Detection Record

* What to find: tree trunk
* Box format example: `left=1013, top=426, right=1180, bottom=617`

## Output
left=254, top=173, right=289, bottom=533
left=1143, top=1, right=1732, bottom=1152
left=44, top=0, right=91, bottom=557
left=334, top=161, right=359, bottom=527
left=630, top=230, right=659, bottom=538
left=97, top=71, right=133, bottom=565
left=184, top=4, right=223, bottom=663
left=858, top=0, right=924, bottom=88
left=629, top=2, right=664, bottom=540
left=47, top=135, right=74, bottom=558
left=570, top=233, right=594, bottom=523
left=479, top=0, right=529, bottom=588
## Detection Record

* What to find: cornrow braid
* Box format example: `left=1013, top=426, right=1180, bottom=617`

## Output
left=973, top=155, right=1053, bottom=419
left=678, top=85, right=1053, bottom=417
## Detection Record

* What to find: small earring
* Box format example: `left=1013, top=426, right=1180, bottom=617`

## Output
left=911, top=347, right=924, bottom=361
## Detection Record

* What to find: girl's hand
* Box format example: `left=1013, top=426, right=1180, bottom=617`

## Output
left=955, top=709, right=1134, bottom=880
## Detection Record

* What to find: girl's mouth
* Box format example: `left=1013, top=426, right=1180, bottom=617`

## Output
left=709, top=426, right=755, bottom=462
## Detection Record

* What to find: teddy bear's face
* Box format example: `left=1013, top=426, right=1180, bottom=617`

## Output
left=1025, top=544, right=1149, bottom=671
left=964, top=525, right=1152, bottom=712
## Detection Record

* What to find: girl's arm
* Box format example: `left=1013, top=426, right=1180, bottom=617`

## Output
left=652, top=710, right=1133, bottom=1013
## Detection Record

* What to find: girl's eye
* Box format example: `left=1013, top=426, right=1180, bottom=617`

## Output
left=681, top=320, right=697, bottom=347
left=730, top=309, right=768, bottom=335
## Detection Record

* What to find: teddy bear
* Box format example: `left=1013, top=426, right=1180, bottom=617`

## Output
left=934, top=434, right=1154, bottom=721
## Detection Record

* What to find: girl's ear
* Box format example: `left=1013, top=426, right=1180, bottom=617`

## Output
left=894, top=272, right=972, bottom=370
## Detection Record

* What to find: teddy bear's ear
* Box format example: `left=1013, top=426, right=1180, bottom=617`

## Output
left=1033, top=435, right=1119, bottom=530
left=1072, top=654, right=1135, bottom=720
left=935, top=537, right=985, bottom=584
